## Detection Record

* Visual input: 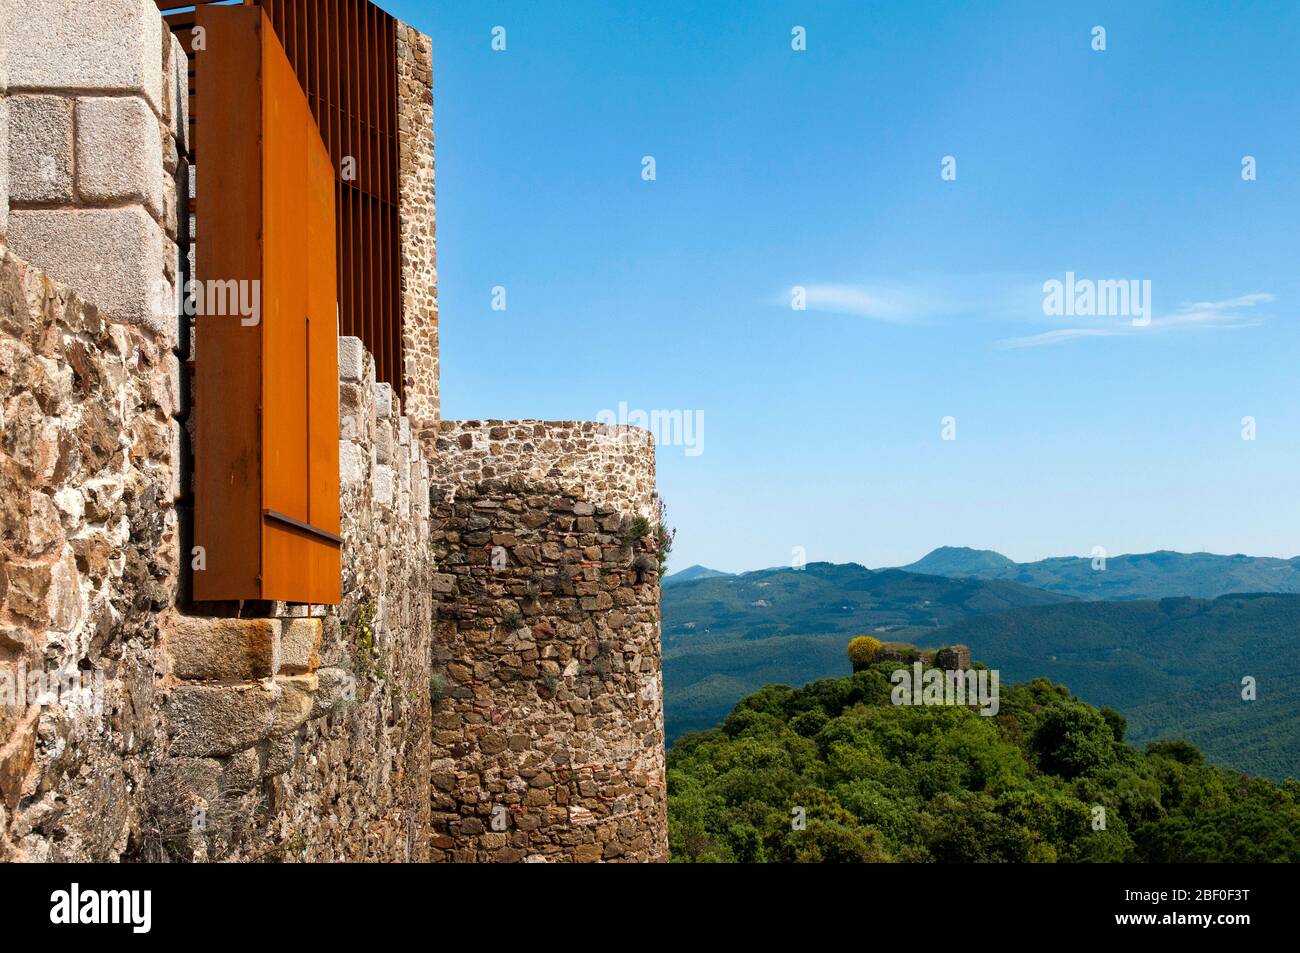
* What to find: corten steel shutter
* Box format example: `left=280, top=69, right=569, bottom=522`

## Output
left=192, top=5, right=341, bottom=604
left=158, top=0, right=403, bottom=400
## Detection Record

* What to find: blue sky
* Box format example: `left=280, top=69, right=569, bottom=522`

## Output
left=383, top=0, right=1300, bottom=572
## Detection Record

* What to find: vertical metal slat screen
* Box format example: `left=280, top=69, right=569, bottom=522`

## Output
left=158, top=0, right=404, bottom=399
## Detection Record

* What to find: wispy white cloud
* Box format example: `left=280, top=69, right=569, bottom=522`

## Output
left=790, top=283, right=943, bottom=324
left=1180, top=293, right=1274, bottom=313
left=997, top=327, right=1126, bottom=349
left=779, top=274, right=1041, bottom=325
left=997, top=292, right=1273, bottom=349
left=779, top=278, right=1274, bottom=348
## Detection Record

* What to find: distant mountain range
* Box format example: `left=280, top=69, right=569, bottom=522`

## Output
left=662, top=561, right=1072, bottom=643
left=899, top=546, right=1300, bottom=601
left=662, top=565, right=733, bottom=587
left=672, top=547, right=1300, bottom=601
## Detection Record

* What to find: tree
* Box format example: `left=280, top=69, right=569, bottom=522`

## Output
left=1030, top=703, right=1116, bottom=778
left=1100, top=706, right=1127, bottom=742
left=847, top=636, right=883, bottom=671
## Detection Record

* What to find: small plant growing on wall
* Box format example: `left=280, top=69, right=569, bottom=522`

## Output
left=622, top=514, right=652, bottom=548
left=653, top=495, right=676, bottom=577
left=633, top=552, right=659, bottom=579
left=501, top=606, right=523, bottom=630
left=429, top=673, right=445, bottom=707
left=343, top=599, right=380, bottom=680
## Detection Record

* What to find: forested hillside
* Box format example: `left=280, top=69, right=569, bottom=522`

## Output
left=664, top=565, right=1300, bottom=777
left=662, top=562, right=1073, bottom=643
left=915, top=593, right=1300, bottom=779
left=662, top=562, right=1072, bottom=743
left=669, top=657, right=1300, bottom=862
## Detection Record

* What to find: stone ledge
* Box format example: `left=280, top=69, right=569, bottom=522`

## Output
left=164, top=682, right=278, bottom=759
left=270, top=674, right=317, bottom=737
left=279, top=618, right=322, bottom=674
left=162, top=613, right=279, bottom=682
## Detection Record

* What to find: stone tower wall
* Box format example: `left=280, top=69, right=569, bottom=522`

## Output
left=397, top=23, right=439, bottom=436
left=426, top=420, right=667, bottom=862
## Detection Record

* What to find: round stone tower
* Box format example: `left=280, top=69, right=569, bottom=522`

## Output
left=425, top=420, right=666, bottom=862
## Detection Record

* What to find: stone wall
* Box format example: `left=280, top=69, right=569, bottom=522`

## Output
left=151, top=337, right=435, bottom=862
left=4, top=0, right=185, bottom=345
left=397, top=23, right=439, bottom=437
left=426, top=420, right=668, bottom=862
left=0, top=245, right=435, bottom=861
left=1, top=0, right=10, bottom=240
left=432, top=420, right=658, bottom=519
left=0, top=247, right=179, bottom=859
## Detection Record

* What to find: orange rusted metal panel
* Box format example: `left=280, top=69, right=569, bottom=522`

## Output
left=261, top=7, right=341, bottom=603
left=304, top=93, right=343, bottom=596
left=261, top=27, right=311, bottom=529
left=193, top=5, right=263, bottom=601
left=193, top=5, right=340, bottom=604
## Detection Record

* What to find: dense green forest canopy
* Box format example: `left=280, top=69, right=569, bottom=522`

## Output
left=668, top=656, right=1300, bottom=863
left=914, top=593, right=1300, bottom=779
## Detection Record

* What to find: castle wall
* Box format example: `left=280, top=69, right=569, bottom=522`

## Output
left=397, top=23, right=439, bottom=437
left=152, top=338, right=435, bottom=862
left=1, top=6, right=667, bottom=864
left=0, top=245, right=435, bottom=860
left=426, top=421, right=668, bottom=862
left=0, top=246, right=179, bottom=859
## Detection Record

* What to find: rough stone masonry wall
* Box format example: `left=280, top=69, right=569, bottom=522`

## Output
left=248, top=337, right=434, bottom=861
left=4, top=0, right=186, bottom=346
left=426, top=420, right=667, bottom=862
left=0, top=248, right=179, bottom=859
left=0, top=245, right=435, bottom=860
left=152, top=338, right=435, bottom=862
left=397, top=23, right=439, bottom=437
left=1, top=0, right=10, bottom=241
